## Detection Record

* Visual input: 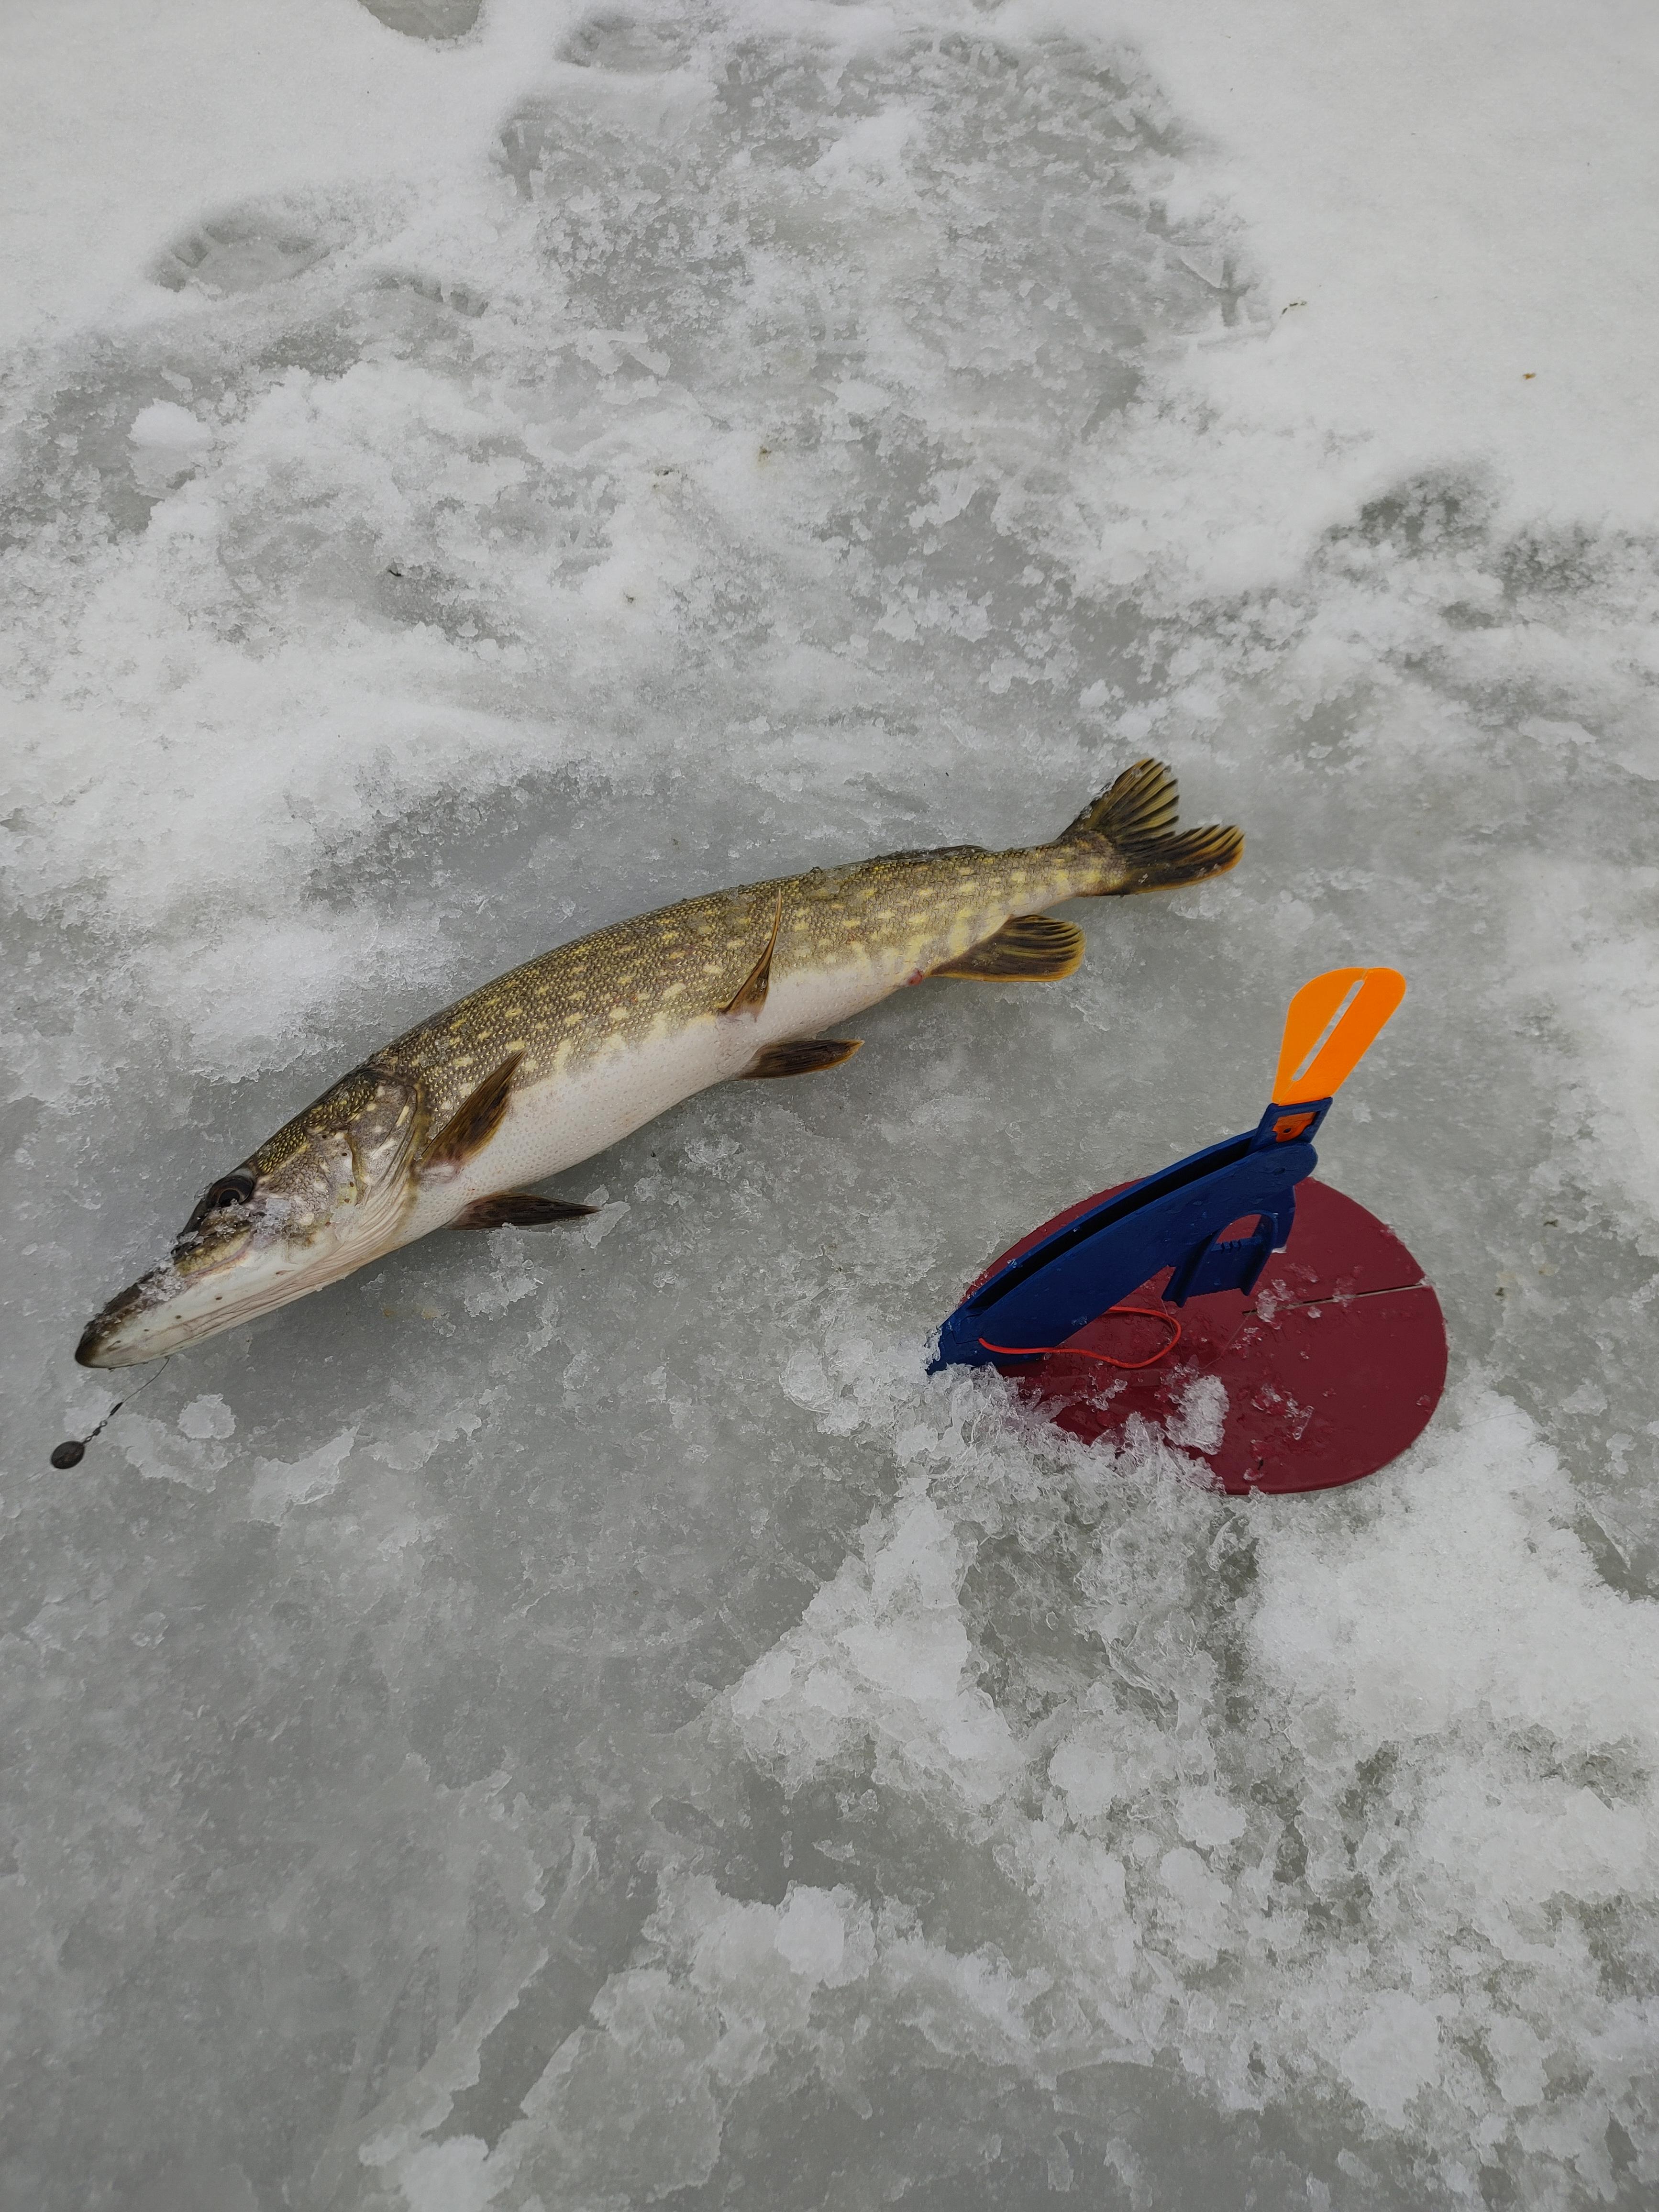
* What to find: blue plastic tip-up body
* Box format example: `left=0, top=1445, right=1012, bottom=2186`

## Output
left=929, top=1096, right=1334, bottom=1373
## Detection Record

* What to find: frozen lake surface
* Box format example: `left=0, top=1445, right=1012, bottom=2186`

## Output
left=3, top=2, right=1658, bottom=2207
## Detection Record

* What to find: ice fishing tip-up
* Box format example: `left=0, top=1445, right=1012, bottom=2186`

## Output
left=931, top=967, right=1406, bottom=1372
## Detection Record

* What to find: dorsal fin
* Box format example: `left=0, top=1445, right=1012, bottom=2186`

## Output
left=419, top=1053, right=522, bottom=1178
left=719, top=892, right=783, bottom=1017
left=930, top=914, right=1084, bottom=981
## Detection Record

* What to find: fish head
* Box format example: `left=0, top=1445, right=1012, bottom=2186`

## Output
left=76, top=1062, right=424, bottom=1368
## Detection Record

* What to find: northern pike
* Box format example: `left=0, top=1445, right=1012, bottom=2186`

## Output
left=76, top=760, right=1241, bottom=1367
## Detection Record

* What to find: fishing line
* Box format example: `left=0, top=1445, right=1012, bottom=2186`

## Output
left=50, top=1357, right=173, bottom=1469
left=978, top=1304, right=1182, bottom=1371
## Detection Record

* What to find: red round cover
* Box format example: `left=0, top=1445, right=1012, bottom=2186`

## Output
left=976, top=1178, right=1446, bottom=1494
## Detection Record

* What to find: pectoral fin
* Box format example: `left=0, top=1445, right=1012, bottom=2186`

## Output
left=719, top=892, right=783, bottom=1017
left=930, top=914, right=1085, bottom=981
left=451, top=1193, right=599, bottom=1230
left=419, top=1053, right=522, bottom=1178
left=739, top=1037, right=863, bottom=1079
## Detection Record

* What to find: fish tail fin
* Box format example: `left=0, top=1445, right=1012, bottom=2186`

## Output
left=1055, top=757, right=1243, bottom=896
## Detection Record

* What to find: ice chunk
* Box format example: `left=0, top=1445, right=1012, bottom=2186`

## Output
left=246, top=1429, right=357, bottom=1522
left=772, top=1887, right=847, bottom=1984
left=1338, top=1992, right=1445, bottom=2127
left=1167, top=1373, right=1228, bottom=1454
left=177, top=1392, right=235, bottom=1440
left=127, top=400, right=214, bottom=493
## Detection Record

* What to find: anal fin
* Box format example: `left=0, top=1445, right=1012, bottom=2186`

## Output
left=930, top=914, right=1084, bottom=981
left=740, top=1037, right=863, bottom=1079
left=451, top=1193, right=599, bottom=1230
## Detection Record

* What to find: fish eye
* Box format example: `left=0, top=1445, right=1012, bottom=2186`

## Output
left=183, top=1168, right=258, bottom=1234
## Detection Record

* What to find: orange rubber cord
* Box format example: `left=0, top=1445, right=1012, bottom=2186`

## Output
left=979, top=1303, right=1183, bottom=1371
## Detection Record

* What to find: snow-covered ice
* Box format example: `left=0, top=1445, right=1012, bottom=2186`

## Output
left=3, top=2, right=1657, bottom=2207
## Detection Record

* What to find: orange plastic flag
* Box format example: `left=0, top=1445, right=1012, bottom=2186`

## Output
left=1272, top=967, right=1406, bottom=1105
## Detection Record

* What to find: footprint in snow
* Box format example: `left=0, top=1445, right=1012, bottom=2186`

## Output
left=151, top=203, right=334, bottom=296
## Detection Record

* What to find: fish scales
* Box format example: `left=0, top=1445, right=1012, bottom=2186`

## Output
left=385, top=844, right=1071, bottom=1113
left=76, top=761, right=1243, bottom=1366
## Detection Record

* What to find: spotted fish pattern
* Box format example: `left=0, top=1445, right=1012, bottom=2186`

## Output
left=77, top=760, right=1242, bottom=1365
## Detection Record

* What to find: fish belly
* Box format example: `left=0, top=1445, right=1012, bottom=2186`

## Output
left=398, top=956, right=887, bottom=1242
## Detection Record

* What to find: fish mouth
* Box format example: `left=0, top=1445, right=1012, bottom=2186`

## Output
left=75, top=1239, right=328, bottom=1367
left=74, top=1197, right=410, bottom=1364
left=75, top=1274, right=165, bottom=1368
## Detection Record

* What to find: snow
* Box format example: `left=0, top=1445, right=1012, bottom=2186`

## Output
left=3, top=1, right=1657, bottom=2207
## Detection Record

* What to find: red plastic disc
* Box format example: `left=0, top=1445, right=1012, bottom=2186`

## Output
left=975, top=1178, right=1446, bottom=1494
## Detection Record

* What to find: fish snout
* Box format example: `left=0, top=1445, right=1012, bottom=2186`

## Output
left=75, top=1266, right=190, bottom=1368
left=75, top=1231, right=269, bottom=1365
left=74, top=1206, right=383, bottom=1367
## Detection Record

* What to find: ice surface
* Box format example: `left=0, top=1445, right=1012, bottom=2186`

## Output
left=3, top=2, right=1657, bottom=2208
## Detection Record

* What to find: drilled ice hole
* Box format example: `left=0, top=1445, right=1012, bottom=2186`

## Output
left=355, top=0, right=481, bottom=39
